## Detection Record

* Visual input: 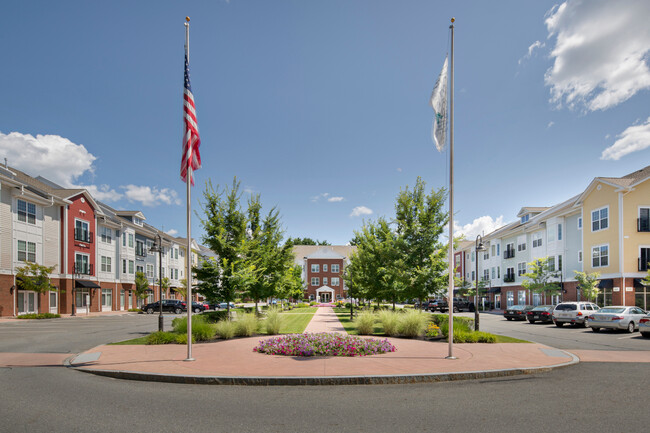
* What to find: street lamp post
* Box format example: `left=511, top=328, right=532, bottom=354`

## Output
left=475, top=234, right=486, bottom=331
left=149, top=234, right=164, bottom=332
left=71, top=263, right=77, bottom=317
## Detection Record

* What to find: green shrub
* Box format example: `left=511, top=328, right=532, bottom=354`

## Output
left=298, top=303, right=310, bottom=308
left=128, top=308, right=141, bottom=312
left=202, top=310, right=228, bottom=323
left=309, top=301, right=318, bottom=306
left=398, top=309, right=428, bottom=338
left=264, top=307, right=283, bottom=335
left=16, top=313, right=60, bottom=319
left=355, top=311, right=376, bottom=335
left=431, top=314, right=474, bottom=329
left=377, top=310, right=400, bottom=336
left=146, top=331, right=178, bottom=345
left=172, top=314, right=215, bottom=341
left=215, top=320, right=237, bottom=339
left=235, top=313, right=259, bottom=337
left=175, top=333, right=196, bottom=344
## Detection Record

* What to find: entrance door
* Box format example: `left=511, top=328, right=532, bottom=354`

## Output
left=321, top=293, right=331, bottom=303
left=76, top=289, right=90, bottom=314
left=49, top=291, right=58, bottom=314
left=17, top=291, right=37, bottom=315
left=101, top=289, right=112, bottom=311
left=120, top=290, right=125, bottom=311
left=495, top=294, right=501, bottom=310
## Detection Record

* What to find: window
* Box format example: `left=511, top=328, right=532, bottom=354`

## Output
left=135, top=240, right=146, bottom=257
left=311, top=264, right=319, bottom=273
left=175, top=248, right=179, bottom=259
left=639, top=208, right=650, bottom=232
left=75, top=219, right=90, bottom=243
left=483, top=269, right=489, bottom=281
left=578, top=251, right=583, bottom=263
left=323, top=277, right=328, bottom=285
left=517, top=241, right=526, bottom=252
left=517, top=262, right=526, bottom=276
left=136, top=265, right=144, bottom=274
left=122, top=259, right=127, bottom=274
left=123, top=232, right=126, bottom=247
left=128, top=233, right=134, bottom=248
left=591, top=206, right=609, bottom=232
left=100, top=227, right=112, bottom=243
left=483, top=251, right=489, bottom=260
left=497, top=244, right=500, bottom=256
left=504, top=243, right=515, bottom=259
left=497, top=267, right=501, bottom=278
left=128, top=260, right=135, bottom=274
left=311, top=277, right=320, bottom=286
left=471, top=252, right=475, bottom=262
left=331, top=264, right=340, bottom=273
left=504, top=267, right=515, bottom=282
left=471, top=271, right=475, bottom=281
left=557, top=224, right=563, bottom=241
left=518, top=291, right=526, bottom=305
left=175, top=269, right=179, bottom=279
left=547, top=256, right=555, bottom=272
left=521, top=214, right=529, bottom=224
left=331, top=277, right=340, bottom=286
left=102, top=289, right=112, bottom=308
left=17, top=240, right=36, bottom=262
left=547, top=224, right=555, bottom=242
left=75, top=253, right=90, bottom=274
left=101, top=256, right=112, bottom=272
left=133, top=217, right=143, bottom=226
left=146, top=264, right=154, bottom=279
left=491, top=267, right=495, bottom=279
left=592, top=245, right=609, bottom=268
left=639, top=247, right=650, bottom=271
left=578, top=217, right=583, bottom=229
left=323, top=264, right=328, bottom=272
left=491, top=245, right=496, bottom=256
left=532, top=233, right=543, bottom=248
left=507, top=291, right=514, bottom=308
left=558, top=255, right=563, bottom=271
left=17, top=200, right=36, bottom=224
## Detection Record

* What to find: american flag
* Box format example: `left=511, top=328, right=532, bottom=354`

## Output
left=180, top=53, right=201, bottom=185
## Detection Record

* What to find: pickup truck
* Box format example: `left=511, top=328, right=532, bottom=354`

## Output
left=429, top=298, right=474, bottom=313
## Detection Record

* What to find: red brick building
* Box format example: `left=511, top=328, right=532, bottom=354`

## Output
left=292, top=246, right=356, bottom=303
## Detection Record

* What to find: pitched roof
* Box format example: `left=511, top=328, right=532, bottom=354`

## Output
left=292, top=245, right=357, bottom=261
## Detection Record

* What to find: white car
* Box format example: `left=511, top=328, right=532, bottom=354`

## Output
left=586, top=306, right=647, bottom=333
left=552, top=302, right=600, bottom=327
left=636, top=313, right=650, bottom=337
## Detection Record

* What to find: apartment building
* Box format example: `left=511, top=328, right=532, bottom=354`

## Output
left=456, top=165, right=650, bottom=310
left=292, top=245, right=356, bottom=303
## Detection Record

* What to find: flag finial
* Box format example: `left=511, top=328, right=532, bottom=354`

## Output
left=451, top=17, right=455, bottom=23
left=186, top=16, right=190, bottom=22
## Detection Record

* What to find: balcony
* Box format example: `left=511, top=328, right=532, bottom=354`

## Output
left=638, top=218, right=650, bottom=232
left=74, top=263, right=93, bottom=275
left=74, top=228, right=93, bottom=243
left=503, top=274, right=515, bottom=283
left=503, top=250, right=515, bottom=259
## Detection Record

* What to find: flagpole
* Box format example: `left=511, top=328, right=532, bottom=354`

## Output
left=184, top=17, right=194, bottom=362
left=446, top=17, right=456, bottom=360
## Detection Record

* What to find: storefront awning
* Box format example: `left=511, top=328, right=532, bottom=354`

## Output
left=634, top=278, right=650, bottom=288
left=75, top=279, right=101, bottom=289
left=597, top=279, right=613, bottom=289
left=488, top=287, right=501, bottom=293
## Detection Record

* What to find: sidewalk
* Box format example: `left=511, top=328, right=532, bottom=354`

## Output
left=0, top=310, right=139, bottom=323
left=67, top=306, right=579, bottom=385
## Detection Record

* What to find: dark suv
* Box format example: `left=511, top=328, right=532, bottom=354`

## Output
left=142, top=300, right=187, bottom=314
left=430, top=298, right=474, bottom=313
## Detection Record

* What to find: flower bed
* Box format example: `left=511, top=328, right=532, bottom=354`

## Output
left=254, top=332, right=396, bottom=357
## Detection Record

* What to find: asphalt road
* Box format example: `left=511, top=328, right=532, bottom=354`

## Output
left=1, top=311, right=650, bottom=432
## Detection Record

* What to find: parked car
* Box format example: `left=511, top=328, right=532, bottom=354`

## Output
left=142, top=300, right=187, bottom=315
left=504, top=305, right=534, bottom=320
left=430, top=298, right=474, bottom=313
left=526, top=305, right=555, bottom=323
left=586, top=306, right=646, bottom=333
left=190, top=302, right=206, bottom=313
left=639, top=314, right=650, bottom=338
left=552, top=302, right=599, bottom=327
left=218, top=302, right=236, bottom=309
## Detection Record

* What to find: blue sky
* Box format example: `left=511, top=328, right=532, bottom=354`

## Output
left=1, top=0, right=649, bottom=245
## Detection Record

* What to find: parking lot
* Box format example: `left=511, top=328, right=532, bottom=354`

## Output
left=475, top=311, right=650, bottom=351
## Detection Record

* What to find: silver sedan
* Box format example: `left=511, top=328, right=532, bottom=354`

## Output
left=586, top=306, right=647, bottom=333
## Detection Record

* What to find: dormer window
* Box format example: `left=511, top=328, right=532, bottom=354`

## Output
left=133, top=217, right=143, bottom=226
left=521, top=214, right=530, bottom=224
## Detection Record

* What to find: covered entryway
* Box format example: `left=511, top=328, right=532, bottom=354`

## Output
left=75, top=279, right=101, bottom=314
left=316, top=285, right=335, bottom=303
left=17, top=291, right=38, bottom=315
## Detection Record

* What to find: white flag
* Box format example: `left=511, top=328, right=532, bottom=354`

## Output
left=430, top=56, right=448, bottom=152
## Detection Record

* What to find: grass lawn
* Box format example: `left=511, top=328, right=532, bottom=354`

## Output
left=492, top=335, right=531, bottom=343
left=109, top=336, right=149, bottom=345
left=280, top=307, right=318, bottom=314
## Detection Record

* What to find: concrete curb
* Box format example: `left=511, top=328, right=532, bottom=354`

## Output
left=68, top=350, right=580, bottom=386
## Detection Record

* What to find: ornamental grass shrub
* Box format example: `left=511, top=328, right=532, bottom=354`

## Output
left=146, top=331, right=178, bottom=345
left=431, top=313, right=474, bottom=329
left=202, top=310, right=228, bottom=323
left=398, top=309, right=428, bottom=338
left=215, top=320, right=236, bottom=339
left=174, top=333, right=196, bottom=344
left=16, top=313, right=60, bottom=319
left=264, top=307, right=283, bottom=335
left=235, top=313, right=259, bottom=337
left=377, top=310, right=400, bottom=336
left=355, top=311, right=376, bottom=335
left=171, top=315, right=215, bottom=341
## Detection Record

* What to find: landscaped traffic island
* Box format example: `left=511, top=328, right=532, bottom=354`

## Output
left=254, top=332, right=396, bottom=357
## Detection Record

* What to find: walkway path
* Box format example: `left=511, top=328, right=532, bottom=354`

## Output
left=303, top=306, right=347, bottom=334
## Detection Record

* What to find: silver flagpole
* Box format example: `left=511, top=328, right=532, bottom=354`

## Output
left=446, top=17, right=456, bottom=360
left=184, top=17, right=194, bottom=362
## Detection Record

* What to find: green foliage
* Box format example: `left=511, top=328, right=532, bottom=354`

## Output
left=215, top=320, right=237, bottom=339
left=522, top=257, right=561, bottom=298
left=171, top=315, right=215, bottom=341
left=284, top=237, right=331, bottom=247
left=134, top=271, right=150, bottom=300
left=174, top=333, right=195, bottom=344
left=235, top=313, right=259, bottom=337
left=355, top=311, right=376, bottom=335
left=202, top=310, right=229, bottom=323
left=574, top=270, right=601, bottom=302
left=264, top=307, right=283, bottom=335
left=398, top=309, right=429, bottom=338
left=377, top=310, right=400, bottom=336
left=15, top=262, right=56, bottom=294
left=431, top=314, right=475, bottom=330
left=128, top=308, right=141, bottom=312
left=451, top=330, right=497, bottom=343
left=146, top=331, right=178, bottom=345
left=16, top=313, right=60, bottom=319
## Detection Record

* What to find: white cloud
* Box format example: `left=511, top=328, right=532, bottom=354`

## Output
left=122, top=185, right=181, bottom=206
left=166, top=229, right=179, bottom=236
left=518, top=40, right=545, bottom=65
left=547, top=121, right=554, bottom=129
left=350, top=206, right=373, bottom=217
left=453, top=215, right=505, bottom=239
left=601, top=117, right=650, bottom=160
left=327, top=196, right=344, bottom=202
left=312, top=192, right=345, bottom=203
left=544, top=0, right=650, bottom=111
left=0, top=131, right=125, bottom=201
left=396, top=167, right=402, bottom=172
